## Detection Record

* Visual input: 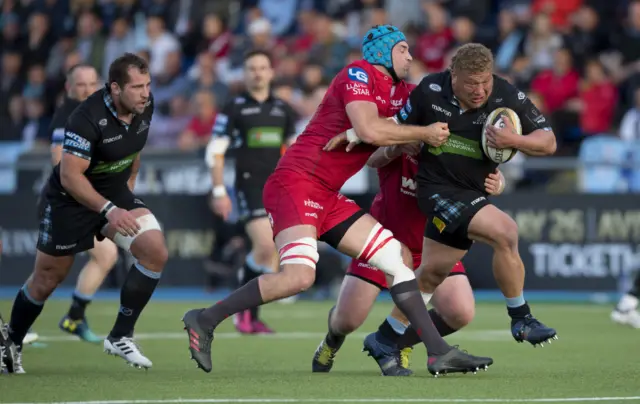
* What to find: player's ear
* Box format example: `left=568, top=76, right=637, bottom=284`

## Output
left=109, top=81, right=120, bottom=96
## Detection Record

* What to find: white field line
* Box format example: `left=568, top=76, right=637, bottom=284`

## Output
left=33, top=330, right=510, bottom=343
left=3, top=397, right=640, bottom=404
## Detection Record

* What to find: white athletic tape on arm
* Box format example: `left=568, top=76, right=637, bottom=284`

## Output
left=279, top=237, right=319, bottom=269
left=360, top=223, right=415, bottom=285
left=111, top=214, right=162, bottom=251
left=345, top=128, right=361, bottom=145
left=205, top=137, right=230, bottom=168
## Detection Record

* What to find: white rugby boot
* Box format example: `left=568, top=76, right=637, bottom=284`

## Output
left=611, top=309, right=640, bottom=328
left=104, top=336, right=153, bottom=369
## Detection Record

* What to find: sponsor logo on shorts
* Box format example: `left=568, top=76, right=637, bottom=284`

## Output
left=55, top=243, right=77, bottom=250
left=347, top=67, right=369, bottom=84
left=431, top=104, right=452, bottom=117
left=304, top=200, right=323, bottom=210
left=391, top=99, right=403, bottom=107
left=471, top=196, right=486, bottom=206
left=357, top=262, right=375, bottom=270
left=305, top=212, right=318, bottom=219
left=432, top=217, right=446, bottom=233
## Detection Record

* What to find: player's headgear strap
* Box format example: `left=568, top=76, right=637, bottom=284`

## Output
left=362, top=25, right=406, bottom=82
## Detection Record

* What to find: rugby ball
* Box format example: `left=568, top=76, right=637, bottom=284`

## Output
left=481, top=107, right=521, bottom=164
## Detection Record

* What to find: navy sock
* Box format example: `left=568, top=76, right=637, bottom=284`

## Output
left=9, top=285, right=44, bottom=346
left=507, top=301, right=531, bottom=322
left=241, top=261, right=262, bottom=319
left=68, top=292, right=92, bottom=321
left=109, top=264, right=161, bottom=339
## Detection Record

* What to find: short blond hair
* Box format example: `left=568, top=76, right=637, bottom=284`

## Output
left=450, top=43, right=494, bottom=74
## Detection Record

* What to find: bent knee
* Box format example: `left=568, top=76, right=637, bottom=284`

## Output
left=418, top=265, right=449, bottom=289
left=134, top=234, right=168, bottom=272
left=331, top=309, right=364, bottom=335
left=442, top=305, right=475, bottom=329
left=493, top=217, right=519, bottom=250
left=281, top=265, right=316, bottom=292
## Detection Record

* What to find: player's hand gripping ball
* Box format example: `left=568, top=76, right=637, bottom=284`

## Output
left=482, top=107, right=522, bottom=163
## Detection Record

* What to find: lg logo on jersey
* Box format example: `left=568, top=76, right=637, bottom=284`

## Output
left=348, top=67, right=369, bottom=84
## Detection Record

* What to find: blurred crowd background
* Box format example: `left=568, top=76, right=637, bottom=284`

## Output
left=1, top=0, right=640, bottom=191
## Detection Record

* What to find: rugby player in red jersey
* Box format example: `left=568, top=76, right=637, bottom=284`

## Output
left=312, top=140, right=505, bottom=375
left=183, top=25, right=493, bottom=376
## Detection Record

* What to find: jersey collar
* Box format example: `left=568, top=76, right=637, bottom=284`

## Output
left=370, top=65, right=394, bottom=89
left=243, top=90, right=275, bottom=104
left=103, top=86, right=133, bottom=130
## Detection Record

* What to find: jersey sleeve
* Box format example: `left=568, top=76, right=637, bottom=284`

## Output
left=49, top=108, right=68, bottom=146
left=62, top=108, right=99, bottom=161
left=395, top=83, right=429, bottom=126
left=212, top=101, right=235, bottom=141
left=505, top=85, right=552, bottom=135
left=283, top=102, right=299, bottom=141
left=339, top=65, right=376, bottom=105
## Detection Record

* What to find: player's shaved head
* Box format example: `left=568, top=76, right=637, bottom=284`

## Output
left=450, top=43, right=493, bottom=75
left=66, top=64, right=99, bottom=101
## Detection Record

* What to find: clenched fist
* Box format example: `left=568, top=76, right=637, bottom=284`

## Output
left=423, top=122, right=450, bottom=147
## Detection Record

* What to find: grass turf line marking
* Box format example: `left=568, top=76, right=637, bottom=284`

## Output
left=3, top=397, right=640, bottom=404
left=33, top=330, right=509, bottom=343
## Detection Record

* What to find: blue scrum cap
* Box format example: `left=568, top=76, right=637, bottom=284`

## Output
left=362, top=25, right=407, bottom=70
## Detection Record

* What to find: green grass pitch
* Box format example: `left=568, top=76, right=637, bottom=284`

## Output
left=1, top=300, right=640, bottom=404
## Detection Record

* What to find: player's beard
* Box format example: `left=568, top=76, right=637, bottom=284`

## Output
left=126, top=98, right=146, bottom=115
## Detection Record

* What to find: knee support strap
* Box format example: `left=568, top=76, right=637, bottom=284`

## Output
left=103, top=214, right=162, bottom=252
left=360, top=223, right=415, bottom=286
left=279, top=237, right=319, bottom=270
